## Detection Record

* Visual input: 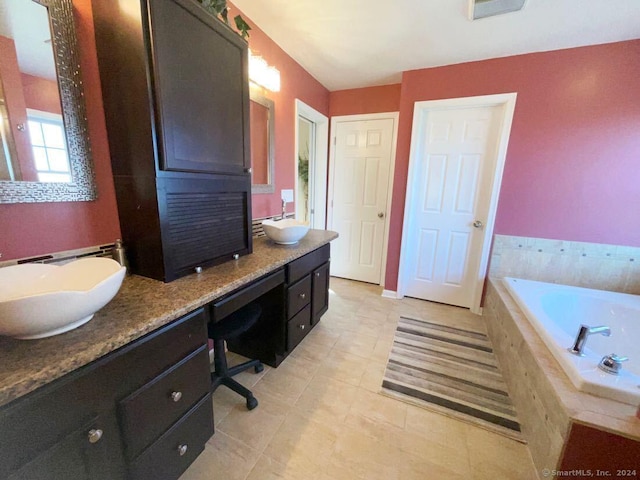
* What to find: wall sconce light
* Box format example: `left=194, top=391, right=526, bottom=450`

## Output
left=248, top=49, right=281, bottom=92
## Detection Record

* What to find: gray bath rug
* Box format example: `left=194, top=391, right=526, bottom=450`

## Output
left=381, top=315, right=525, bottom=443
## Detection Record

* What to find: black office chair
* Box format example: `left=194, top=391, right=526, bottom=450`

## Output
left=208, top=302, right=264, bottom=410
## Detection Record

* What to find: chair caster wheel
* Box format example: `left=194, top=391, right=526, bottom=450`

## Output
left=254, top=363, right=264, bottom=373
left=246, top=396, right=258, bottom=410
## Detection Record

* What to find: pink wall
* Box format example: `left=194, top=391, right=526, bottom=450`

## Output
left=0, top=0, right=121, bottom=261
left=329, top=84, right=401, bottom=117
left=385, top=40, right=640, bottom=290
left=21, top=73, right=62, bottom=115
left=230, top=3, right=330, bottom=219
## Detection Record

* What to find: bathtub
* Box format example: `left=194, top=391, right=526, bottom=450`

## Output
left=502, top=277, right=640, bottom=405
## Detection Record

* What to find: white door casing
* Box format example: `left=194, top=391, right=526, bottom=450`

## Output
left=328, top=113, right=398, bottom=284
left=398, top=93, right=517, bottom=313
left=294, top=100, right=328, bottom=229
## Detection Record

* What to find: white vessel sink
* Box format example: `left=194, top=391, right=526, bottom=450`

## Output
left=262, top=219, right=310, bottom=245
left=0, top=258, right=126, bottom=339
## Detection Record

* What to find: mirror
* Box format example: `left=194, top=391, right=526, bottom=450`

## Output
left=249, top=89, right=274, bottom=194
left=0, top=0, right=96, bottom=203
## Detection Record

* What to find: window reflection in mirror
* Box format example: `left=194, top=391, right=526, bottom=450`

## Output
left=249, top=90, right=275, bottom=194
left=0, top=0, right=69, bottom=183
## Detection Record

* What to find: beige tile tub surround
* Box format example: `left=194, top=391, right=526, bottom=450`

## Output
left=0, top=230, right=337, bottom=408
left=484, top=278, right=640, bottom=473
left=489, top=235, right=640, bottom=294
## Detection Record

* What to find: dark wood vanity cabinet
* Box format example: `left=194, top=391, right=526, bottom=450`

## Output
left=92, top=0, right=252, bottom=282
left=224, top=244, right=331, bottom=366
left=285, top=244, right=331, bottom=351
left=0, top=309, right=214, bottom=480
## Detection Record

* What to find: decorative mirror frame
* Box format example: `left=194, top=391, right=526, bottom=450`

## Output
left=0, top=0, right=96, bottom=203
left=250, top=90, right=275, bottom=194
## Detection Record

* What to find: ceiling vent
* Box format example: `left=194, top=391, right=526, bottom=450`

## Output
left=469, top=0, right=527, bottom=20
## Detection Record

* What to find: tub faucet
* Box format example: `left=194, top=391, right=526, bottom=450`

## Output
left=568, top=325, right=611, bottom=356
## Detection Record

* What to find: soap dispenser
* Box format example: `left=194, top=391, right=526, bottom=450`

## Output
left=112, top=239, right=129, bottom=272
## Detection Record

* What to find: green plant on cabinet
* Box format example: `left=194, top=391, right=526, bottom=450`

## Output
left=198, top=0, right=251, bottom=38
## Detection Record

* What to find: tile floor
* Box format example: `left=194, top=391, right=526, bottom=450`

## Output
left=180, top=277, right=539, bottom=480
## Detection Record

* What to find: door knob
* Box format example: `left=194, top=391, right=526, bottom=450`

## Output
left=472, top=220, right=483, bottom=228
left=378, top=212, right=384, bottom=218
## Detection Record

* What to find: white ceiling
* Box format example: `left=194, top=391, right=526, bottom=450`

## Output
left=232, top=0, right=640, bottom=91
left=0, top=0, right=56, bottom=81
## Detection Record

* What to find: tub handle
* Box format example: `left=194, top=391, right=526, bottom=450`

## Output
left=598, top=353, right=628, bottom=375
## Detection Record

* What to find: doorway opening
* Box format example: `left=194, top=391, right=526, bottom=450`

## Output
left=297, top=116, right=314, bottom=223
left=294, top=100, right=328, bottom=229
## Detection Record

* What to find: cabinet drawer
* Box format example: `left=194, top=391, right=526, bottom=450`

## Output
left=113, top=308, right=208, bottom=395
left=287, top=304, right=312, bottom=351
left=119, top=346, right=211, bottom=459
left=128, top=394, right=213, bottom=480
left=287, top=275, right=311, bottom=318
left=212, top=269, right=285, bottom=321
left=286, top=244, right=330, bottom=284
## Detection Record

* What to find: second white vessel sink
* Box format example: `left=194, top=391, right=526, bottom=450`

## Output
left=262, top=219, right=310, bottom=245
left=0, top=258, right=126, bottom=340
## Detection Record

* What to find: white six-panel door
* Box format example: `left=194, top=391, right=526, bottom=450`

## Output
left=400, top=95, right=516, bottom=309
left=329, top=117, right=395, bottom=284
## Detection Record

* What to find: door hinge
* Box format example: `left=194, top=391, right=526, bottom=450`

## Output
left=333, top=137, right=336, bottom=145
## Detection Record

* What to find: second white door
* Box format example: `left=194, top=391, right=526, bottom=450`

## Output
left=329, top=116, right=395, bottom=284
left=400, top=98, right=513, bottom=308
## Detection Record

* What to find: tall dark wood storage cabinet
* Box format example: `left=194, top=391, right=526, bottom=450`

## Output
left=92, top=0, right=252, bottom=282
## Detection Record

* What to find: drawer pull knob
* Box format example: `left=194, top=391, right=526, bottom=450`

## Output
left=171, top=391, right=183, bottom=402
left=315, top=272, right=320, bottom=277
left=88, top=429, right=103, bottom=444
left=299, top=293, right=306, bottom=299
left=299, top=324, right=305, bottom=330
left=178, top=444, right=188, bottom=456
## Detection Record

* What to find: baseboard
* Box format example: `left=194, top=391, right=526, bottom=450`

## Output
left=381, top=289, right=399, bottom=299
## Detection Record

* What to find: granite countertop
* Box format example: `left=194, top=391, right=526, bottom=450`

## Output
left=0, top=230, right=338, bottom=409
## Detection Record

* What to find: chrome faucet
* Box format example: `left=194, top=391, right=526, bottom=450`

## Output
left=281, top=199, right=287, bottom=220
left=568, top=325, right=611, bottom=356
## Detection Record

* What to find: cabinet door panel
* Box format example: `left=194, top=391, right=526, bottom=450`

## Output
left=149, top=0, right=249, bottom=175
left=8, top=415, right=121, bottom=480
left=311, top=262, right=330, bottom=324
left=158, top=176, right=252, bottom=281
